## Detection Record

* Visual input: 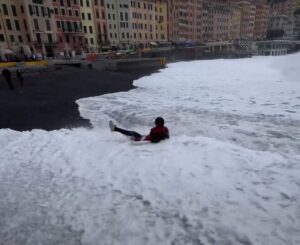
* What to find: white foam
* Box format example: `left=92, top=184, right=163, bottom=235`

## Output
left=1, top=53, right=300, bottom=245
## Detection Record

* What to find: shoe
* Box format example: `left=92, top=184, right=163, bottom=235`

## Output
left=109, top=120, right=116, bottom=132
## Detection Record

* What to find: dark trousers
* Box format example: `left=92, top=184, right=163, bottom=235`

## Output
left=5, top=77, right=14, bottom=90
left=115, top=126, right=142, bottom=139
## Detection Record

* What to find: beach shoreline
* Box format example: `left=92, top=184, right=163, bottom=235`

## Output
left=0, top=66, right=158, bottom=131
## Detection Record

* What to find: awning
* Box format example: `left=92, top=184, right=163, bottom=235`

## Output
left=150, top=41, right=158, bottom=46
left=3, top=49, right=15, bottom=55
left=23, top=45, right=32, bottom=56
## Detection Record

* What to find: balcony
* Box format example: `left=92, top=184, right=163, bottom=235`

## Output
left=62, top=28, right=82, bottom=34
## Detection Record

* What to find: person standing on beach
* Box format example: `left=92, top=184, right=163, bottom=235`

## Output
left=2, top=69, right=14, bottom=90
left=16, top=69, right=24, bottom=87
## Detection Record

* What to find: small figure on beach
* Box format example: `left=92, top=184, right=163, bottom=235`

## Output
left=2, top=69, right=14, bottom=90
left=16, top=69, right=24, bottom=87
left=109, top=117, right=170, bottom=143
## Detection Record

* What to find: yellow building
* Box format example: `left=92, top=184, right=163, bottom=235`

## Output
left=80, top=0, right=97, bottom=52
left=23, top=0, right=57, bottom=56
left=155, top=0, right=168, bottom=42
left=0, top=0, right=56, bottom=58
left=0, top=0, right=30, bottom=55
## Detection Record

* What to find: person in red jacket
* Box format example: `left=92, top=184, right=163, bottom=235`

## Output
left=109, top=117, right=169, bottom=143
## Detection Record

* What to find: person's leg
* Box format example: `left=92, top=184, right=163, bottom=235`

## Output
left=114, top=126, right=142, bottom=139
left=6, top=78, right=14, bottom=90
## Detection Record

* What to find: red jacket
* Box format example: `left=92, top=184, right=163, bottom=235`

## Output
left=144, top=126, right=170, bottom=143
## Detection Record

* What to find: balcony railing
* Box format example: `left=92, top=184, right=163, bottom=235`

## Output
left=62, top=28, right=82, bottom=33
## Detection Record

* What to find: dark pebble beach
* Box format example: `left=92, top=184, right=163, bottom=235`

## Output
left=0, top=66, right=157, bottom=131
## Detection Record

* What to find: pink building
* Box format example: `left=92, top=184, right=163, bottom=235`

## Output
left=53, top=0, right=84, bottom=55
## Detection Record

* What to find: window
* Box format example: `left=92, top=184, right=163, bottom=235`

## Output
left=88, top=13, right=91, bottom=20
left=89, top=26, right=93, bottom=33
left=2, top=4, right=8, bottom=15
left=46, top=20, right=51, bottom=31
left=35, top=6, right=39, bottom=16
left=15, top=20, right=20, bottom=31
left=69, top=10, right=72, bottom=16
left=0, top=34, right=5, bottom=42
left=81, top=13, right=85, bottom=19
left=29, top=5, right=34, bottom=15
left=34, top=19, right=39, bottom=30
left=90, top=38, right=94, bottom=44
left=18, top=35, right=23, bottom=43
left=61, top=9, right=65, bottom=15
left=36, top=33, right=42, bottom=43
left=23, top=19, right=28, bottom=30
left=86, top=0, right=90, bottom=7
left=11, top=5, right=17, bottom=16
left=6, top=19, right=12, bottom=30
left=84, top=26, right=87, bottom=33
left=10, top=35, right=15, bottom=42
left=56, top=21, right=61, bottom=28
left=20, top=5, right=24, bottom=13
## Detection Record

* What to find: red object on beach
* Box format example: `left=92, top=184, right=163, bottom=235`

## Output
left=86, top=54, right=97, bottom=62
left=144, top=126, right=170, bottom=143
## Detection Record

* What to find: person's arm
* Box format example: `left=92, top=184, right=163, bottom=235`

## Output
left=165, top=128, right=170, bottom=139
left=144, top=129, right=153, bottom=141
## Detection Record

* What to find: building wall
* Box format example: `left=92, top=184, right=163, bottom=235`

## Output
left=269, top=0, right=290, bottom=16
left=203, top=0, right=230, bottom=43
left=230, top=4, right=242, bottom=41
left=289, top=0, right=300, bottom=15
left=239, top=1, right=256, bottom=40
left=0, top=0, right=31, bottom=51
left=253, top=2, right=269, bottom=40
left=104, top=0, right=131, bottom=48
left=53, top=0, right=83, bottom=54
left=80, top=0, right=97, bottom=52
left=130, top=0, right=156, bottom=48
left=104, top=0, right=167, bottom=50
left=93, top=0, right=109, bottom=51
left=155, top=0, right=168, bottom=42
left=167, top=0, right=180, bottom=42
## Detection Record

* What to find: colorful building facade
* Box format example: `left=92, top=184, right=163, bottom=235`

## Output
left=53, top=0, right=83, bottom=55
